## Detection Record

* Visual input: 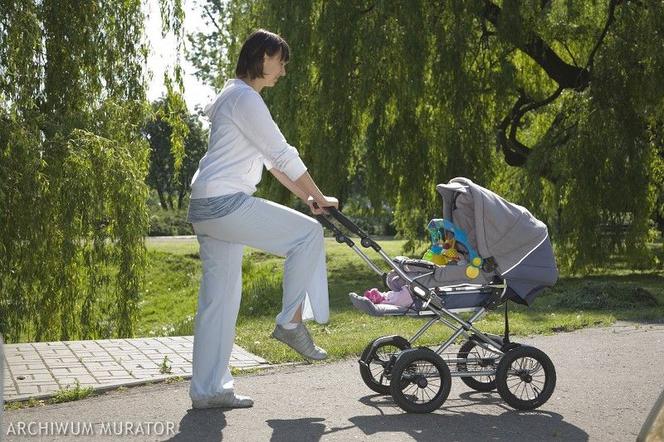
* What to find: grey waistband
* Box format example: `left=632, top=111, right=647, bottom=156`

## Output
left=187, top=192, right=250, bottom=223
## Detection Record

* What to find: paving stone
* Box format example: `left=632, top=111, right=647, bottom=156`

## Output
left=15, top=385, right=39, bottom=394
left=4, top=336, right=270, bottom=402
left=65, top=369, right=93, bottom=376
left=19, top=382, right=59, bottom=390
left=9, top=354, right=41, bottom=361
left=58, top=376, right=98, bottom=384
left=24, top=373, right=56, bottom=381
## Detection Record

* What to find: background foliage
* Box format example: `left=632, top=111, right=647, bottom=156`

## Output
left=189, top=0, right=664, bottom=269
left=144, top=99, right=207, bottom=212
left=0, top=0, right=184, bottom=342
left=2, top=0, right=663, bottom=343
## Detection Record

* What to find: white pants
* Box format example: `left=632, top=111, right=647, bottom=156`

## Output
left=189, top=196, right=329, bottom=400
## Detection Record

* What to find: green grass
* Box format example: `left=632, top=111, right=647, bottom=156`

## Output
left=50, top=381, right=95, bottom=404
left=140, top=237, right=664, bottom=364
left=136, top=248, right=200, bottom=336
left=3, top=398, right=45, bottom=411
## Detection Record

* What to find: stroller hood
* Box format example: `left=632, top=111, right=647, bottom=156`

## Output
left=436, top=177, right=558, bottom=305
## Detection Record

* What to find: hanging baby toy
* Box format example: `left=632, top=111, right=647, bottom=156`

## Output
left=423, top=219, right=483, bottom=279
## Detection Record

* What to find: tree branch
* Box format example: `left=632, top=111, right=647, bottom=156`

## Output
left=497, top=92, right=531, bottom=167
left=483, top=0, right=590, bottom=90
left=356, top=4, right=375, bottom=15
left=520, top=86, right=564, bottom=114
left=203, top=5, right=222, bottom=34
left=559, top=39, right=580, bottom=67
left=496, top=87, right=564, bottom=167
left=586, top=0, right=622, bottom=73
left=482, top=0, right=624, bottom=173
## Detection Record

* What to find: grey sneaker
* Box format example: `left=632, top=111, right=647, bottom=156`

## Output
left=271, top=323, right=328, bottom=360
left=192, top=392, right=253, bottom=409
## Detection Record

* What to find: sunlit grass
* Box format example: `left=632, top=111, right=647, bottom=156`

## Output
left=139, top=237, right=664, bottom=363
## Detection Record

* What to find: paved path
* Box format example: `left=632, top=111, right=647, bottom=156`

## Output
left=2, top=337, right=268, bottom=402
left=3, top=323, right=663, bottom=441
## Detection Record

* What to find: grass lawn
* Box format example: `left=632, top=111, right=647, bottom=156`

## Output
left=141, top=237, right=664, bottom=364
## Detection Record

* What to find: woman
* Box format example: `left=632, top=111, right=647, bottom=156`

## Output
left=187, top=29, right=338, bottom=409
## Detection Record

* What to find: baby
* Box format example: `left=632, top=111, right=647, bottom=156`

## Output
left=363, top=286, right=413, bottom=308
left=361, top=235, right=468, bottom=308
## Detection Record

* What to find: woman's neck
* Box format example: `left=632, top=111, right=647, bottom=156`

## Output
left=237, top=76, right=264, bottom=93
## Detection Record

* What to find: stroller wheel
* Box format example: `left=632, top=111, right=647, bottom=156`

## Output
left=496, top=345, right=556, bottom=410
left=457, top=338, right=500, bottom=392
left=390, top=348, right=452, bottom=413
left=359, top=336, right=410, bottom=395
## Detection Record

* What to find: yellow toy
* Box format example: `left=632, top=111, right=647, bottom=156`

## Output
left=423, top=238, right=461, bottom=266
left=423, top=218, right=484, bottom=279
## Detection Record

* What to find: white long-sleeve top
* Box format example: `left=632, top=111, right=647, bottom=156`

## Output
left=190, top=79, right=307, bottom=199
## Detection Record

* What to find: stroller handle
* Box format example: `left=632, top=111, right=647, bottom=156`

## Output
left=314, top=208, right=386, bottom=278
left=315, top=207, right=446, bottom=310
left=314, top=213, right=356, bottom=248
left=319, top=207, right=382, bottom=252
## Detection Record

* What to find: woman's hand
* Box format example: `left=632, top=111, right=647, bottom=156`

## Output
left=307, top=196, right=338, bottom=215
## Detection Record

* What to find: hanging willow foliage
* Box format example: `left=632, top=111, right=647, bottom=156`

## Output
left=189, top=0, right=664, bottom=270
left=0, top=0, right=183, bottom=342
left=159, top=0, right=189, bottom=178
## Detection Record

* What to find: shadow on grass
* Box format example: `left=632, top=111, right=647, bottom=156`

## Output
left=529, top=272, right=664, bottom=323
left=551, top=271, right=663, bottom=287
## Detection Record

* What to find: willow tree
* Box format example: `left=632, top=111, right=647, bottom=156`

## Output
left=0, top=0, right=184, bottom=342
left=189, top=0, right=664, bottom=269
left=145, top=99, right=207, bottom=210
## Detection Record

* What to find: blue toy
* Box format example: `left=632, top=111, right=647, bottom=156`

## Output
left=426, top=218, right=483, bottom=278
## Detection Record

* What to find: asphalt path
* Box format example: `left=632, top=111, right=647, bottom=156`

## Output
left=3, top=323, right=664, bottom=441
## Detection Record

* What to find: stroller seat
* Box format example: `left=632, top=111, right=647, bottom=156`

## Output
left=349, top=279, right=505, bottom=317
left=389, top=256, right=496, bottom=288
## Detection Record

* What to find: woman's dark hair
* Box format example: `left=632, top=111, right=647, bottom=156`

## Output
left=235, top=29, right=290, bottom=79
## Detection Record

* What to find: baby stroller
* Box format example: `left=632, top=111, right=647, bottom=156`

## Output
left=315, top=177, right=558, bottom=414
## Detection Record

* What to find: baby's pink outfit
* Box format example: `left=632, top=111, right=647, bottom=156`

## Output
left=364, top=288, right=385, bottom=304
left=363, top=286, right=413, bottom=307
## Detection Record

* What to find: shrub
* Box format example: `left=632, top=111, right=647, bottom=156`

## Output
left=148, top=210, right=193, bottom=236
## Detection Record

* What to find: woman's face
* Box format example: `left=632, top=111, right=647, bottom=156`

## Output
left=262, top=51, right=287, bottom=86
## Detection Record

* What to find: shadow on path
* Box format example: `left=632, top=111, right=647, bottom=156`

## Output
left=168, top=408, right=227, bottom=442
left=165, top=391, right=588, bottom=441
left=266, top=417, right=355, bottom=441
left=265, top=393, right=588, bottom=442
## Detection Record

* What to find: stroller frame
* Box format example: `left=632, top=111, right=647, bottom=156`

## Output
left=316, top=207, right=556, bottom=413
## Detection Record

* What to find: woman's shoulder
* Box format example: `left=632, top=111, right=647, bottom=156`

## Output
left=231, top=85, right=266, bottom=114
left=221, top=79, right=255, bottom=103
left=206, top=80, right=261, bottom=117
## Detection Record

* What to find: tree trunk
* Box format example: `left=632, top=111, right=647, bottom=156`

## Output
left=156, top=187, right=168, bottom=210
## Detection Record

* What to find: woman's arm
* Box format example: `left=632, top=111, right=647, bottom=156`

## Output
left=269, top=168, right=309, bottom=202
left=269, top=168, right=338, bottom=214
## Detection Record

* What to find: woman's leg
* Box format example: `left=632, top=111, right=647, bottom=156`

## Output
left=194, top=197, right=329, bottom=326
left=188, top=233, right=244, bottom=401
